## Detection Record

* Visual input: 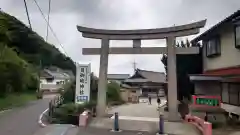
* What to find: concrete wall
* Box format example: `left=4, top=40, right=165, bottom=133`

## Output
left=40, top=78, right=67, bottom=90
left=120, top=88, right=140, bottom=102
left=40, top=78, right=66, bottom=85
left=203, top=23, right=240, bottom=71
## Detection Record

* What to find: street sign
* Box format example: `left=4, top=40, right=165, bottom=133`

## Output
left=192, top=95, right=221, bottom=108
left=75, top=63, right=91, bottom=104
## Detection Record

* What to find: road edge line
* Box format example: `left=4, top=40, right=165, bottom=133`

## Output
left=0, top=109, right=11, bottom=114
left=38, top=108, right=49, bottom=127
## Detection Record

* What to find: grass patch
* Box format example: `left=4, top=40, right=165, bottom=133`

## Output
left=0, top=93, right=37, bottom=111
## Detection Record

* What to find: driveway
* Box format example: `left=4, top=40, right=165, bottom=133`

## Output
left=109, top=97, right=166, bottom=118
left=0, top=99, right=50, bottom=135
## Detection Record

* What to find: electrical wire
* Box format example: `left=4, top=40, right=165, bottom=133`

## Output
left=32, top=0, right=70, bottom=57
left=46, top=0, right=51, bottom=42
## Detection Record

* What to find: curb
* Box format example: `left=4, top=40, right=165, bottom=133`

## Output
left=0, top=109, right=11, bottom=114
left=38, top=108, right=81, bottom=128
left=38, top=108, right=49, bottom=127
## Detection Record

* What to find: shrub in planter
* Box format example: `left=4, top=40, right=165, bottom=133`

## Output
left=51, top=103, right=85, bottom=125
left=108, top=100, right=125, bottom=106
left=36, top=91, right=43, bottom=99
left=83, top=100, right=97, bottom=110
left=164, top=106, right=168, bottom=112
left=83, top=100, right=97, bottom=117
left=60, top=81, right=75, bottom=104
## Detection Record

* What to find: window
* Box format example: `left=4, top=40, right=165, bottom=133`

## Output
left=221, top=83, right=229, bottom=103
left=235, top=25, right=240, bottom=48
left=221, top=83, right=240, bottom=106
left=131, top=90, right=136, bottom=93
left=206, top=37, right=221, bottom=57
left=46, top=78, right=53, bottom=83
left=229, top=88, right=239, bottom=105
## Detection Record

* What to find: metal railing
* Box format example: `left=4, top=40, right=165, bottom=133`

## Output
left=48, top=95, right=64, bottom=118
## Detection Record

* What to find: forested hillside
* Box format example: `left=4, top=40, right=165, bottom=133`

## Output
left=0, top=11, right=75, bottom=97
left=0, top=11, right=75, bottom=73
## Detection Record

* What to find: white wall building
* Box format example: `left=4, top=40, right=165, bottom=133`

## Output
left=40, top=69, right=72, bottom=92
left=190, top=10, right=240, bottom=117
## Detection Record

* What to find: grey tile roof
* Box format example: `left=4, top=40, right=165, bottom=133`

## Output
left=125, top=69, right=166, bottom=83
left=63, top=70, right=75, bottom=79
left=192, top=10, right=240, bottom=43
left=138, top=69, right=166, bottom=83
left=120, top=83, right=139, bottom=89
left=44, top=69, right=70, bottom=79
left=107, top=74, right=130, bottom=80
left=40, top=70, right=53, bottom=79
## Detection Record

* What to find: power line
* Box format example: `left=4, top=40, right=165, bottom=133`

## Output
left=32, top=0, right=69, bottom=57
left=46, top=0, right=51, bottom=42
left=23, top=0, right=32, bottom=29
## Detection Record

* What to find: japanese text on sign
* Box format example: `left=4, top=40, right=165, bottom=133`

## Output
left=79, top=67, right=86, bottom=95
left=75, top=64, right=91, bottom=104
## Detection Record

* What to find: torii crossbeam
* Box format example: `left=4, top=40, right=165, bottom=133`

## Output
left=77, top=20, right=206, bottom=121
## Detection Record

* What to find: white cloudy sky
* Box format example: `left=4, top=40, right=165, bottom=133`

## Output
left=1, top=0, right=240, bottom=75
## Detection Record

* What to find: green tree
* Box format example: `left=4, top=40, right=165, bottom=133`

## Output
left=90, top=72, right=98, bottom=101
left=61, top=81, right=76, bottom=104
left=180, top=40, right=185, bottom=48
left=186, top=39, right=191, bottom=48
left=107, top=81, right=122, bottom=102
left=0, top=45, right=34, bottom=96
left=0, top=10, right=76, bottom=74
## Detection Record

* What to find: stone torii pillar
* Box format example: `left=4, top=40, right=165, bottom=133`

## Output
left=77, top=20, right=206, bottom=121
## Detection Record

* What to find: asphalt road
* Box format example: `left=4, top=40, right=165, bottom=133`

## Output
left=0, top=99, right=50, bottom=135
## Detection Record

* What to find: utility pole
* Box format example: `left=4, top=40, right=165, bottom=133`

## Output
left=23, top=0, right=32, bottom=30
left=38, top=59, right=42, bottom=94
left=133, top=60, right=137, bottom=73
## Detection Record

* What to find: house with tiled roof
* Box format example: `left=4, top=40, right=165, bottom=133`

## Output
left=40, top=68, right=73, bottom=92
left=120, top=68, right=166, bottom=103
left=107, top=74, right=130, bottom=84
left=190, top=10, right=240, bottom=117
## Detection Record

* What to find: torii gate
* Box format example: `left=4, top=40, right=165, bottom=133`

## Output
left=77, top=20, right=206, bottom=121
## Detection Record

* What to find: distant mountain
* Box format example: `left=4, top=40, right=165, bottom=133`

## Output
left=0, top=10, right=76, bottom=73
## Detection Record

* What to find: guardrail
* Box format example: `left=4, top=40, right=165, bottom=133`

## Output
left=185, top=114, right=212, bottom=135
left=48, top=95, right=64, bottom=118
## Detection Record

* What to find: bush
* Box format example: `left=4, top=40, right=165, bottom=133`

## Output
left=164, top=106, right=168, bottom=112
left=60, top=81, right=75, bottom=103
left=26, top=74, right=38, bottom=91
left=36, top=91, right=43, bottom=99
left=59, top=79, right=123, bottom=108
left=0, top=61, right=29, bottom=96
left=0, top=45, right=37, bottom=96
left=51, top=103, right=85, bottom=125
left=50, top=101, right=97, bottom=125
left=83, top=100, right=97, bottom=110
left=107, top=81, right=122, bottom=102
left=108, top=100, right=125, bottom=106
